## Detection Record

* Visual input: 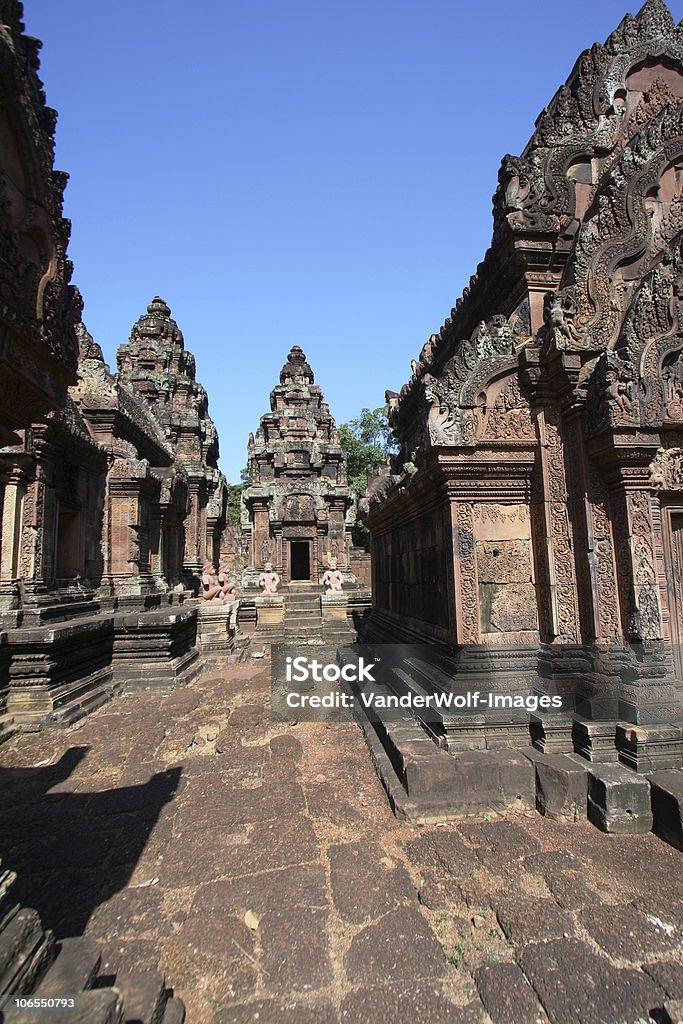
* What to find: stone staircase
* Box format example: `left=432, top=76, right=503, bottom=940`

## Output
left=0, top=860, right=184, bottom=1024
left=283, top=587, right=324, bottom=641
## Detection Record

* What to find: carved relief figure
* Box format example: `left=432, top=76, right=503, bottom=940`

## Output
left=259, top=561, right=280, bottom=594
left=322, top=558, right=343, bottom=593
left=218, top=560, right=236, bottom=599
left=201, top=559, right=224, bottom=604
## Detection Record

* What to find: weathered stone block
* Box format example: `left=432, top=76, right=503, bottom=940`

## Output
left=532, top=751, right=588, bottom=820
left=587, top=763, right=653, bottom=834
left=474, top=962, right=545, bottom=1024
left=400, top=739, right=460, bottom=799
left=255, top=595, right=284, bottom=632
left=649, top=769, right=683, bottom=851
left=113, top=608, right=200, bottom=688
left=6, top=615, right=116, bottom=728
left=664, top=1000, right=683, bottom=1024
left=616, top=722, right=683, bottom=772
left=497, top=749, right=536, bottom=808
left=196, top=600, right=239, bottom=655
left=530, top=713, right=573, bottom=753
left=572, top=717, right=619, bottom=762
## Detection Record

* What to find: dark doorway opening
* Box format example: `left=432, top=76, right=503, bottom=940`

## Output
left=290, top=540, right=311, bottom=581
left=56, top=503, right=83, bottom=579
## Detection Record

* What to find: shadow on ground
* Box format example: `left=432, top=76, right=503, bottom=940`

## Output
left=0, top=746, right=181, bottom=936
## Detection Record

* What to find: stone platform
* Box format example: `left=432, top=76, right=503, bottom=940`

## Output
left=0, top=606, right=204, bottom=736
left=195, top=601, right=238, bottom=654
left=338, top=646, right=683, bottom=848
left=1, top=657, right=683, bottom=1023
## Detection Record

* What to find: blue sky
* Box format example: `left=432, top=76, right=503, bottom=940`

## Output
left=22, top=0, right=683, bottom=481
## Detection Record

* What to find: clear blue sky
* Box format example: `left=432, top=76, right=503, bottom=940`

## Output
left=22, top=0, right=683, bottom=482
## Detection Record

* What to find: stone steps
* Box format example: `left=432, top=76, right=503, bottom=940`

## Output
left=0, top=869, right=184, bottom=1024
left=283, top=592, right=324, bottom=642
left=338, top=647, right=683, bottom=846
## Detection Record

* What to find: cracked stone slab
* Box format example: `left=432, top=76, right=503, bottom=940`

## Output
left=579, top=903, right=682, bottom=960
left=518, top=937, right=663, bottom=1024
left=329, top=840, right=416, bottom=923
left=214, top=999, right=338, bottom=1024
left=405, top=830, right=479, bottom=877
left=344, top=906, right=445, bottom=985
left=163, top=814, right=320, bottom=882
left=417, top=870, right=467, bottom=911
left=461, top=820, right=541, bottom=865
left=642, top=960, right=683, bottom=1000
left=475, top=962, right=546, bottom=1024
left=179, top=780, right=306, bottom=826
left=190, top=864, right=329, bottom=917
left=543, top=870, right=598, bottom=911
left=494, top=894, right=574, bottom=945
left=340, top=985, right=488, bottom=1024
left=259, top=907, right=333, bottom=994
left=161, top=914, right=257, bottom=996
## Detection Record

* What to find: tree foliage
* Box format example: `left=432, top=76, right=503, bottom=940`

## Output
left=226, top=466, right=249, bottom=527
left=338, top=406, right=393, bottom=497
left=338, top=406, right=394, bottom=549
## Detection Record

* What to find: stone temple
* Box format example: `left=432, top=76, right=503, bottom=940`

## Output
left=241, top=345, right=354, bottom=586
left=4, top=0, right=683, bottom=1019
left=361, top=0, right=683, bottom=793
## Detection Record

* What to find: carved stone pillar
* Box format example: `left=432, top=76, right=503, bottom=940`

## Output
left=451, top=499, right=479, bottom=645
left=252, top=500, right=271, bottom=570
left=104, top=458, right=159, bottom=598
left=534, top=406, right=580, bottom=642
left=0, top=460, right=26, bottom=615
left=20, top=428, right=58, bottom=597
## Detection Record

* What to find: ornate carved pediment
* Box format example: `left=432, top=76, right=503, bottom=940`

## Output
left=493, top=0, right=683, bottom=249
left=585, top=350, right=640, bottom=433
left=421, top=316, right=530, bottom=448
left=565, top=99, right=683, bottom=349
left=611, top=230, right=683, bottom=425
left=649, top=445, right=683, bottom=488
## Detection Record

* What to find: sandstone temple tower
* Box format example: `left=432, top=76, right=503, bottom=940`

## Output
left=365, top=0, right=683, bottom=768
left=117, top=297, right=227, bottom=589
left=242, top=346, right=354, bottom=585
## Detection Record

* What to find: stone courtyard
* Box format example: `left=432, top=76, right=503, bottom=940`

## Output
left=1, top=658, right=682, bottom=1024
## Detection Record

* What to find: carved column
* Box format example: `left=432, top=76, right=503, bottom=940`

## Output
left=610, top=482, right=663, bottom=644
left=451, top=499, right=479, bottom=645
left=20, top=427, right=58, bottom=597
left=534, top=406, right=580, bottom=642
left=0, top=460, right=26, bottom=613
left=252, top=500, right=271, bottom=570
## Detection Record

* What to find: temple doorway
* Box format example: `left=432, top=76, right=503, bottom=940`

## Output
left=55, top=503, right=83, bottom=579
left=290, top=540, right=311, bottom=581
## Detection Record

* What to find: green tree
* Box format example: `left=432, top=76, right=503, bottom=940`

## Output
left=338, top=406, right=395, bottom=549
left=226, top=466, right=249, bottom=528
left=338, top=406, right=393, bottom=496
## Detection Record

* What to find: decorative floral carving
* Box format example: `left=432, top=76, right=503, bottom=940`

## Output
left=456, top=502, right=479, bottom=644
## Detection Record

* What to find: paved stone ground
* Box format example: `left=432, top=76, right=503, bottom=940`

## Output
left=1, top=660, right=683, bottom=1023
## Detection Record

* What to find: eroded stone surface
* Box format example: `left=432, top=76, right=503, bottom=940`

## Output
left=0, top=660, right=680, bottom=1023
